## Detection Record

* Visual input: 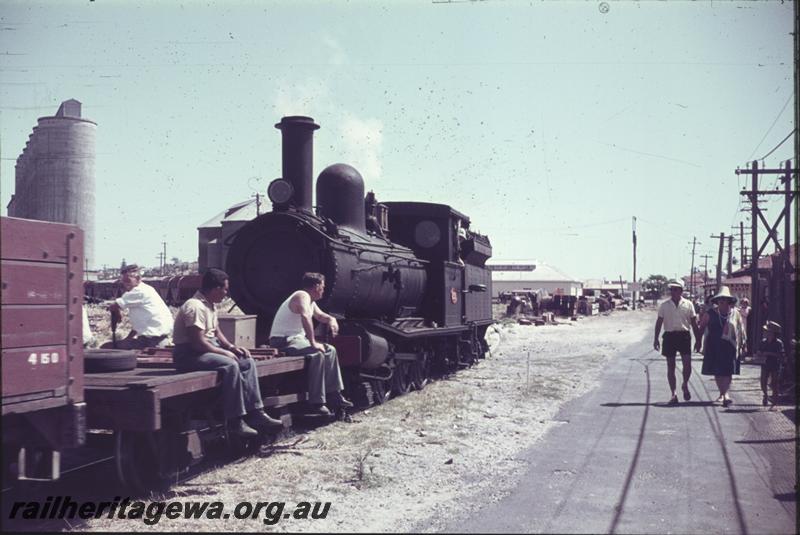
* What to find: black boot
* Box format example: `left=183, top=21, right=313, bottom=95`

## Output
left=246, top=410, right=283, bottom=429
left=229, top=418, right=259, bottom=437
left=327, top=391, right=353, bottom=409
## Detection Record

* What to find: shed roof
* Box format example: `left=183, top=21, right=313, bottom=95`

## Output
left=198, top=198, right=258, bottom=229
left=489, top=261, right=580, bottom=283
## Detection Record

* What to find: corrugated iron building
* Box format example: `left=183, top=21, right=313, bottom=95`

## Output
left=198, top=198, right=259, bottom=272
left=7, top=100, right=96, bottom=269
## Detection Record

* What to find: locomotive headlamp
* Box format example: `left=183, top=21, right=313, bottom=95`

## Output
left=268, top=178, right=294, bottom=205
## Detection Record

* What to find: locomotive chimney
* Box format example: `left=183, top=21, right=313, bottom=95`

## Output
left=275, top=116, right=320, bottom=213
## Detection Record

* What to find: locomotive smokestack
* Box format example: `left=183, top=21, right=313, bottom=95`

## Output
left=275, top=116, right=320, bottom=213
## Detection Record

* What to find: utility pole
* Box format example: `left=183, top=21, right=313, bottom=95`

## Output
left=727, top=235, right=733, bottom=277
left=710, top=233, right=726, bottom=292
left=714, top=233, right=725, bottom=290
left=700, top=254, right=712, bottom=300
left=162, top=242, right=167, bottom=275
left=734, top=159, right=798, bottom=355
left=739, top=221, right=745, bottom=266
left=688, top=237, right=698, bottom=297
left=252, top=192, right=262, bottom=216
left=632, top=216, right=637, bottom=310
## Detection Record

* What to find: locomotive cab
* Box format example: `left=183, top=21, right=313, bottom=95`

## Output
left=382, top=202, right=493, bottom=329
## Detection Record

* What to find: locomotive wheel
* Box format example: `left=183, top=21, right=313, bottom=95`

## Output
left=479, top=337, right=490, bottom=359
left=370, top=379, right=391, bottom=405
left=458, top=341, right=478, bottom=368
left=391, top=361, right=412, bottom=396
left=410, top=352, right=431, bottom=391
left=114, top=431, right=173, bottom=493
left=353, top=382, right=373, bottom=409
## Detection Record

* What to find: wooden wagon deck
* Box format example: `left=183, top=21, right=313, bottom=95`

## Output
left=84, top=352, right=307, bottom=431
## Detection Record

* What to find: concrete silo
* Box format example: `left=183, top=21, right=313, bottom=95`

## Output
left=9, top=99, right=96, bottom=269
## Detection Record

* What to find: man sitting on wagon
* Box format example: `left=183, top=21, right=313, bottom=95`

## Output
left=172, top=268, right=283, bottom=437
left=269, top=272, right=353, bottom=415
left=100, top=264, right=173, bottom=349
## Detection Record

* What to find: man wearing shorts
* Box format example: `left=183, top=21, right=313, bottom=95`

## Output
left=653, top=279, right=701, bottom=405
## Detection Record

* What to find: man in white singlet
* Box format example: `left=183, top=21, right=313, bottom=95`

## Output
left=269, top=272, right=352, bottom=415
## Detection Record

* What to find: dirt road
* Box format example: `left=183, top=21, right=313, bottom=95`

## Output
left=445, top=315, right=796, bottom=534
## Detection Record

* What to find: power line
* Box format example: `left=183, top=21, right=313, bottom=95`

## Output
left=523, top=217, right=628, bottom=232
left=747, top=91, right=794, bottom=161
left=636, top=217, right=689, bottom=241
left=759, top=129, right=796, bottom=162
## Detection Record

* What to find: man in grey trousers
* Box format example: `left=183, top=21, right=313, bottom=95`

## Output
left=172, top=268, right=282, bottom=436
left=269, top=272, right=353, bottom=415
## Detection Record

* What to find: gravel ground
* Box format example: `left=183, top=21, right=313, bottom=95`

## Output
left=80, top=308, right=654, bottom=533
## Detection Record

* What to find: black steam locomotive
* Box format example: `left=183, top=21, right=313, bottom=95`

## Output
left=226, top=116, right=493, bottom=404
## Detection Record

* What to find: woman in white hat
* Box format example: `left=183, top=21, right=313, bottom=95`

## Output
left=696, top=286, right=746, bottom=407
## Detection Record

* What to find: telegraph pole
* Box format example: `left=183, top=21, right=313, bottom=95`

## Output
left=632, top=216, right=637, bottom=310
left=710, top=233, right=726, bottom=291
left=700, top=254, right=712, bottom=299
left=688, top=237, right=698, bottom=297
left=161, top=242, right=167, bottom=275
left=727, top=235, right=733, bottom=276
left=734, top=159, right=798, bottom=355
left=739, top=221, right=745, bottom=266
left=716, top=233, right=724, bottom=290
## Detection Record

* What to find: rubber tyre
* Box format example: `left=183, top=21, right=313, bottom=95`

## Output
left=84, top=349, right=138, bottom=373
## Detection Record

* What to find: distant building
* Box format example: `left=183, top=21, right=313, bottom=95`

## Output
left=582, top=279, right=630, bottom=298
left=488, top=260, right=583, bottom=297
left=198, top=198, right=259, bottom=272
left=7, top=99, right=96, bottom=269
left=681, top=271, right=709, bottom=297
left=719, top=275, right=751, bottom=301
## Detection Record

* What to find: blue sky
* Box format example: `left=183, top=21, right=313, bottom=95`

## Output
left=1, top=0, right=795, bottom=281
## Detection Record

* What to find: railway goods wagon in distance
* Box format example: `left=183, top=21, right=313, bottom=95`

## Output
left=1, top=216, right=86, bottom=483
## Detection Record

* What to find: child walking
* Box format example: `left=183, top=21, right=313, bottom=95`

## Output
left=758, top=321, right=785, bottom=408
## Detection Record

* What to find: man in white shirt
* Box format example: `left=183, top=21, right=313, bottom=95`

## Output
left=269, top=272, right=352, bottom=415
left=653, top=279, right=701, bottom=405
left=100, top=264, right=173, bottom=349
left=82, top=305, right=95, bottom=347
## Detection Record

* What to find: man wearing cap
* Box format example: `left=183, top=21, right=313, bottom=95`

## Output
left=101, top=264, right=173, bottom=350
left=653, top=279, right=701, bottom=405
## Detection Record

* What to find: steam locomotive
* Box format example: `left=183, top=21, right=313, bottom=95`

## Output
left=0, top=115, right=493, bottom=490
left=226, top=116, right=493, bottom=404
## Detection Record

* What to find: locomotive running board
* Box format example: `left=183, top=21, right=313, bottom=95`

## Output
left=360, top=320, right=469, bottom=339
